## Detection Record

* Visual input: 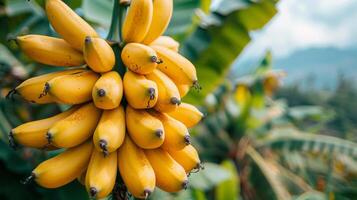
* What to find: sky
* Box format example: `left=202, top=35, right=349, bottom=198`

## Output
left=238, top=0, right=357, bottom=60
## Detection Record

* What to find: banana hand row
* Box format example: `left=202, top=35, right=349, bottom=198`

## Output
left=9, top=0, right=205, bottom=199
left=23, top=135, right=200, bottom=199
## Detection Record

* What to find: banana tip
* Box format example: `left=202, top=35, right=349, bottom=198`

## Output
left=46, top=132, right=53, bottom=144
left=192, top=80, right=201, bottom=91
left=89, top=187, right=98, bottom=197
left=21, top=172, right=35, bottom=185
left=170, top=97, right=181, bottom=105
left=148, top=88, right=156, bottom=100
left=97, top=89, right=106, bottom=97
left=8, top=131, right=17, bottom=150
left=150, top=55, right=158, bottom=63
left=85, top=36, right=92, bottom=44
left=143, top=189, right=152, bottom=199
left=182, top=180, right=189, bottom=190
left=5, top=89, right=16, bottom=100
left=155, top=129, right=164, bottom=138
left=99, top=139, right=109, bottom=156
left=6, top=35, right=17, bottom=44
left=184, top=135, right=191, bottom=145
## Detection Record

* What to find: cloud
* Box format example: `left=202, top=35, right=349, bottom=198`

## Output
left=238, top=0, right=357, bottom=60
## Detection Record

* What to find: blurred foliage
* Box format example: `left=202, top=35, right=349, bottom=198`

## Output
left=276, top=77, right=357, bottom=140
left=1, top=0, right=356, bottom=200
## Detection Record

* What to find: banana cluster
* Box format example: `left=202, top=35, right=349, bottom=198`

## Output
left=9, top=0, right=203, bottom=199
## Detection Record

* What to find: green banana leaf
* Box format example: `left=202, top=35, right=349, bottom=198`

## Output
left=246, top=147, right=292, bottom=200
left=215, top=159, right=240, bottom=200
left=182, top=0, right=278, bottom=103
left=257, top=131, right=357, bottom=160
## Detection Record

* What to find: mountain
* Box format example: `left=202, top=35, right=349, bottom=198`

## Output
left=232, top=47, right=357, bottom=89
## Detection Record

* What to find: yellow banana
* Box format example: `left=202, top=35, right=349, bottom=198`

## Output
left=150, top=36, right=179, bottom=52
left=121, top=43, right=160, bottom=75
left=83, top=37, right=115, bottom=73
left=122, top=0, right=153, bottom=43
left=142, top=0, right=173, bottom=44
left=263, top=75, right=279, bottom=96
left=126, top=105, right=164, bottom=149
left=12, top=69, right=84, bottom=104
left=26, top=140, right=93, bottom=188
left=93, top=106, right=125, bottom=155
left=167, top=103, right=203, bottom=128
left=151, top=45, right=198, bottom=86
left=45, top=0, right=98, bottom=51
left=123, top=70, right=158, bottom=109
left=9, top=106, right=77, bottom=149
left=85, top=149, right=117, bottom=199
left=118, top=136, right=155, bottom=199
left=168, top=145, right=201, bottom=173
left=45, top=70, right=99, bottom=105
left=145, top=148, right=188, bottom=192
left=176, top=83, right=190, bottom=98
left=16, top=35, right=84, bottom=67
left=145, top=69, right=181, bottom=112
left=92, top=71, right=123, bottom=110
left=47, top=103, right=101, bottom=148
left=149, top=111, right=190, bottom=151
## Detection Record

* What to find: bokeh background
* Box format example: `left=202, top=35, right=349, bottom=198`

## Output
left=0, top=0, right=356, bottom=199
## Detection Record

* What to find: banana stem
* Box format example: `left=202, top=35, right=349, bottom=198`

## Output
left=106, top=0, right=120, bottom=41
left=117, top=2, right=129, bottom=43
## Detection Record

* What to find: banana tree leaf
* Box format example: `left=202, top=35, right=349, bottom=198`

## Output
left=246, top=147, right=292, bottom=200
left=4, top=0, right=34, bottom=16
left=82, top=0, right=113, bottom=27
left=189, top=162, right=231, bottom=190
left=182, top=0, right=278, bottom=104
left=149, top=188, right=193, bottom=200
left=295, top=191, right=326, bottom=200
left=215, top=159, right=240, bottom=200
left=257, top=132, right=357, bottom=160
left=166, top=0, right=200, bottom=37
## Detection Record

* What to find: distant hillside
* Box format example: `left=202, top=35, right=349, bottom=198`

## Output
left=232, top=47, right=357, bottom=89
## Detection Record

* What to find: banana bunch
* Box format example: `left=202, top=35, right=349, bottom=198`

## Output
left=9, top=0, right=204, bottom=199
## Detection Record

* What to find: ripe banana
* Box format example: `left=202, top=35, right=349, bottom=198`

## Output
left=149, top=111, right=190, bottom=151
left=92, top=71, right=123, bottom=110
left=263, top=75, right=279, bottom=96
left=145, top=148, right=188, bottom=192
left=168, top=145, right=201, bottom=173
left=27, top=140, right=93, bottom=188
left=121, top=43, right=160, bottom=75
left=45, top=0, right=98, bottom=51
left=45, top=70, right=99, bottom=105
left=9, top=106, right=77, bottom=149
left=123, top=70, right=158, bottom=109
left=122, top=0, right=153, bottom=43
left=118, top=136, right=155, bottom=199
left=142, top=0, right=173, bottom=44
left=16, top=35, right=84, bottom=67
left=151, top=45, right=198, bottom=86
left=85, top=149, right=117, bottom=199
left=47, top=103, right=101, bottom=148
left=150, top=36, right=179, bottom=52
left=176, top=84, right=190, bottom=98
left=12, top=69, right=84, bottom=104
left=167, top=103, right=203, bottom=128
left=93, top=106, right=125, bottom=155
left=145, top=69, right=181, bottom=112
left=83, top=37, right=115, bottom=73
left=126, top=105, right=164, bottom=149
